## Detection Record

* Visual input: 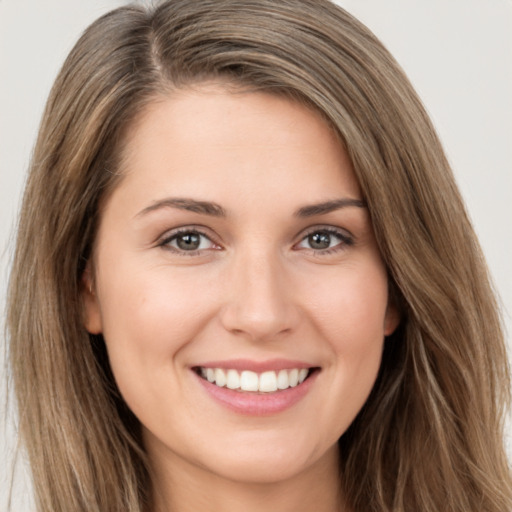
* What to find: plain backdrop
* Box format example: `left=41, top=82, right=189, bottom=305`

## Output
left=1, top=0, right=511, bottom=509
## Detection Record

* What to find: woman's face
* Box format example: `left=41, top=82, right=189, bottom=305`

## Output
left=84, top=85, right=398, bottom=485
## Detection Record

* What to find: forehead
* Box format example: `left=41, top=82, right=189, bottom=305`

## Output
left=109, top=84, right=361, bottom=215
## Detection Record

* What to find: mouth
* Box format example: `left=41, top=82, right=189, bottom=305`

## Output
left=192, top=361, right=320, bottom=415
left=193, top=366, right=318, bottom=393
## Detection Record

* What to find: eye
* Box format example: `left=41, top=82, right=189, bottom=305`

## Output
left=160, top=229, right=219, bottom=253
left=296, top=228, right=353, bottom=253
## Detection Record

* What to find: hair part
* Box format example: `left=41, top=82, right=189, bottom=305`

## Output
left=7, top=1, right=511, bottom=511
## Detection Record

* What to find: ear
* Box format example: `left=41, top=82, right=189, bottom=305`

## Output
left=383, top=301, right=400, bottom=337
left=81, top=264, right=103, bottom=334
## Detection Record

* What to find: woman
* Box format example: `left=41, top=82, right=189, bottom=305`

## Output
left=6, top=0, right=511, bottom=511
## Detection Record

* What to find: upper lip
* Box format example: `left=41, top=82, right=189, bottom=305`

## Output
left=193, top=358, right=317, bottom=373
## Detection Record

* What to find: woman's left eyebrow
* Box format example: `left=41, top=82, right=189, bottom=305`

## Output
left=294, top=198, right=366, bottom=217
left=135, top=197, right=227, bottom=218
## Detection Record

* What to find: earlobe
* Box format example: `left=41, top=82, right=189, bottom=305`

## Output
left=82, top=265, right=103, bottom=334
left=384, top=303, right=400, bottom=337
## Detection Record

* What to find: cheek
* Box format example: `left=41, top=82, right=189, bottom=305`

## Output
left=100, top=258, right=219, bottom=338
left=304, top=262, right=390, bottom=345
left=96, top=263, right=217, bottom=404
left=302, top=262, right=388, bottom=425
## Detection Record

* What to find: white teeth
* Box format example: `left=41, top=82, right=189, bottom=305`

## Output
left=214, top=368, right=227, bottom=387
left=199, top=367, right=311, bottom=392
left=226, top=369, right=240, bottom=390
left=277, top=369, right=289, bottom=390
left=259, top=371, right=278, bottom=392
left=289, top=369, right=299, bottom=387
left=240, top=371, right=259, bottom=391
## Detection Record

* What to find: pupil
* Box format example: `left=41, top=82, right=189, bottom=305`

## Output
left=309, top=232, right=330, bottom=249
left=177, top=233, right=200, bottom=250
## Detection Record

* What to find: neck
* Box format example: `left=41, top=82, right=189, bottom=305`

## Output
left=148, top=443, right=346, bottom=512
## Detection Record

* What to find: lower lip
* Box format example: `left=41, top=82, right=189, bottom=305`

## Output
left=194, top=370, right=318, bottom=415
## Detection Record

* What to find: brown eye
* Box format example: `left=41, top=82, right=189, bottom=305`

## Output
left=307, top=232, right=332, bottom=250
left=176, top=233, right=201, bottom=251
left=161, top=230, right=218, bottom=253
left=296, top=228, right=353, bottom=253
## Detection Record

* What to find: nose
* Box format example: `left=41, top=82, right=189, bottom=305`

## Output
left=219, top=249, right=300, bottom=342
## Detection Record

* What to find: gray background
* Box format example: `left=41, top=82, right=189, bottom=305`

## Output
left=1, top=0, right=511, bottom=509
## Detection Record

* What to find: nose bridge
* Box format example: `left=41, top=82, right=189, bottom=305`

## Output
left=221, top=244, right=297, bottom=340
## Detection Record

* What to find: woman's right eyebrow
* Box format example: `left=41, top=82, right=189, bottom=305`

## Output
left=135, top=197, right=227, bottom=218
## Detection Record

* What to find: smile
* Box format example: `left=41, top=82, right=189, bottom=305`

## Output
left=196, top=367, right=310, bottom=393
left=193, top=360, right=320, bottom=415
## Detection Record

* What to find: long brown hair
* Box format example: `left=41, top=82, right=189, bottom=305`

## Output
left=7, top=1, right=511, bottom=511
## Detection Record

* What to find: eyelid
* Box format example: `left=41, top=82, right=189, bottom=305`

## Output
left=157, top=225, right=222, bottom=253
left=294, top=225, right=354, bottom=253
left=154, top=224, right=353, bottom=256
left=297, top=224, right=354, bottom=241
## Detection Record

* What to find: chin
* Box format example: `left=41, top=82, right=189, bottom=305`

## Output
left=204, top=452, right=318, bottom=485
left=193, top=431, right=339, bottom=485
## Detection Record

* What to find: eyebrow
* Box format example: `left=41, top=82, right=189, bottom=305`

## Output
left=136, top=196, right=366, bottom=219
left=136, top=198, right=226, bottom=218
left=294, top=198, right=366, bottom=217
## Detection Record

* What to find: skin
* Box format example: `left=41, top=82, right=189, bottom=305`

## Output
left=83, top=84, right=399, bottom=512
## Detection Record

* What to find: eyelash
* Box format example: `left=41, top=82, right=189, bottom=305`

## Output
left=296, top=227, right=354, bottom=256
left=158, top=227, right=219, bottom=256
left=157, top=226, right=354, bottom=256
